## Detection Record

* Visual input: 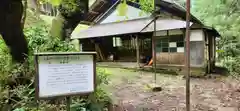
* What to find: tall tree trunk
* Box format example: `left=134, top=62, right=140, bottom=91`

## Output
left=0, top=0, right=28, bottom=63
left=61, top=12, right=85, bottom=40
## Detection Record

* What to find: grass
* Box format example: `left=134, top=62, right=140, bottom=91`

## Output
left=106, top=68, right=139, bottom=85
left=103, top=67, right=184, bottom=91
left=101, top=68, right=141, bottom=104
left=101, top=67, right=185, bottom=104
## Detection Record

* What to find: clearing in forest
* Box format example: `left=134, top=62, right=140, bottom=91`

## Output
left=104, top=68, right=240, bottom=111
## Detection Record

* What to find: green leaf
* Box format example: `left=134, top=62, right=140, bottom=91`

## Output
left=116, top=0, right=128, bottom=16
left=13, top=108, right=25, bottom=111
left=216, top=50, right=225, bottom=53
left=138, top=11, right=144, bottom=17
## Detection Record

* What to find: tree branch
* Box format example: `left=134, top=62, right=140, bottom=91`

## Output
left=21, top=0, right=28, bottom=29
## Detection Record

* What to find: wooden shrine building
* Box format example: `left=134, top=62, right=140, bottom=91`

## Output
left=71, top=0, right=220, bottom=74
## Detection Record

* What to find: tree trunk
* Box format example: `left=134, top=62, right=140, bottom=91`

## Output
left=61, top=12, right=85, bottom=40
left=0, top=0, right=28, bottom=63
left=51, top=0, right=89, bottom=40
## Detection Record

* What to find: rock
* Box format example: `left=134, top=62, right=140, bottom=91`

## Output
left=147, top=83, right=163, bottom=92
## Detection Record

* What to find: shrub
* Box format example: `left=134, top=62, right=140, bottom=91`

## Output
left=0, top=17, right=111, bottom=111
left=222, top=56, right=240, bottom=76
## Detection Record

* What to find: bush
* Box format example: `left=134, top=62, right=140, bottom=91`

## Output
left=222, top=56, right=240, bottom=76
left=0, top=17, right=111, bottom=111
left=217, top=39, right=240, bottom=76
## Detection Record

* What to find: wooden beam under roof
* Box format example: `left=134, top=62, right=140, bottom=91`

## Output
left=99, top=0, right=107, bottom=3
left=80, top=21, right=96, bottom=25
left=81, top=0, right=116, bottom=24
left=90, top=0, right=108, bottom=10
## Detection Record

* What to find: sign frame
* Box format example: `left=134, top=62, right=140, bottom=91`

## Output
left=34, top=52, right=97, bottom=100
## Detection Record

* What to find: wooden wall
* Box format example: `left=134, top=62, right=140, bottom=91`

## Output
left=79, top=29, right=212, bottom=69
left=190, top=41, right=204, bottom=66
left=189, top=30, right=205, bottom=67
left=155, top=29, right=185, bottom=65
left=156, top=53, right=184, bottom=65
left=155, top=29, right=206, bottom=67
left=206, top=30, right=217, bottom=72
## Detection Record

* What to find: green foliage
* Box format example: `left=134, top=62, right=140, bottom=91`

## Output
left=117, top=0, right=128, bottom=16
left=60, top=0, right=81, bottom=13
left=138, top=0, right=154, bottom=13
left=58, top=0, right=88, bottom=17
left=49, top=0, right=62, bottom=6
left=193, top=0, right=240, bottom=75
left=224, top=56, right=240, bottom=76
left=24, top=20, right=78, bottom=53
left=40, top=0, right=88, bottom=17
left=117, top=0, right=154, bottom=17
left=39, top=0, right=62, bottom=6
left=0, top=16, right=111, bottom=110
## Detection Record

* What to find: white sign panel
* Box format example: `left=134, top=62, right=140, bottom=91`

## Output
left=36, top=53, right=95, bottom=98
left=190, top=30, right=204, bottom=41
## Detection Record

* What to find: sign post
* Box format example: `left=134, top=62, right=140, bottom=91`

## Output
left=34, top=52, right=96, bottom=111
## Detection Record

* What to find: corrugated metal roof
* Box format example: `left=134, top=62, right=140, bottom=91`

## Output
left=141, top=19, right=193, bottom=32
left=71, top=17, right=193, bottom=39
left=71, top=18, right=153, bottom=39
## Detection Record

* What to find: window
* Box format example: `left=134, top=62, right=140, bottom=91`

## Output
left=156, top=35, right=184, bottom=53
left=170, top=48, right=177, bottom=52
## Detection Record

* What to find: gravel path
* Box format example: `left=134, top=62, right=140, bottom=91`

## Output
left=106, top=68, right=240, bottom=111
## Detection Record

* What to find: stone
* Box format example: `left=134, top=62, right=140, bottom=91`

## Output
left=147, top=83, right=163, bottom=92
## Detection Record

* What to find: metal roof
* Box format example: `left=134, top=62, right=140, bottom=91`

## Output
left=156, top=0, right=202, bottom=25
left=71, top=18, right=153, bottom=39
left=142, top=19, right=193, bottom=32
left=71, top=17, right=194, bottom=39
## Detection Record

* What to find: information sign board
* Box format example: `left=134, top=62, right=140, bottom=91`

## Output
left=34, top=52, right=96, bottom=99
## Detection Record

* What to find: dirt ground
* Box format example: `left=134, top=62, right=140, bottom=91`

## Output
left=104, top=68, right=240, bottom=111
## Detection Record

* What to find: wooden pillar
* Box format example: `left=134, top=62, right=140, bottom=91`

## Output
left=185, top=0, right=191, bottom=110
left=207, top=34, right=211, bottom=73
left=152, top=0, right=157, bottom=83
left=152, top=17, right=157, bottom=83
left=213, top=36, right=216, bottom=68
left=167, top=30, right=170, bottom=64
left=136, top=35, right=140, bottom=67
left=204, top=30, right=210, bottom=73
left=204, top=31, right=211, bottom=74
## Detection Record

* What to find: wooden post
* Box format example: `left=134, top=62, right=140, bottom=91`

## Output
left=185, top=0, right=191, bottom=111
left=152, top=0, right=157, bottom=83
left=114, top=37, right=117, bottom=47
left=136, top=35, right=140, bottom=67
left=66, top=97, right=71, bottom=111
left=213, top=36, right=216, bottom=69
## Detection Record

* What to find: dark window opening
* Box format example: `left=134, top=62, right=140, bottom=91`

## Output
left=156, top=34, right=184, bottom=53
